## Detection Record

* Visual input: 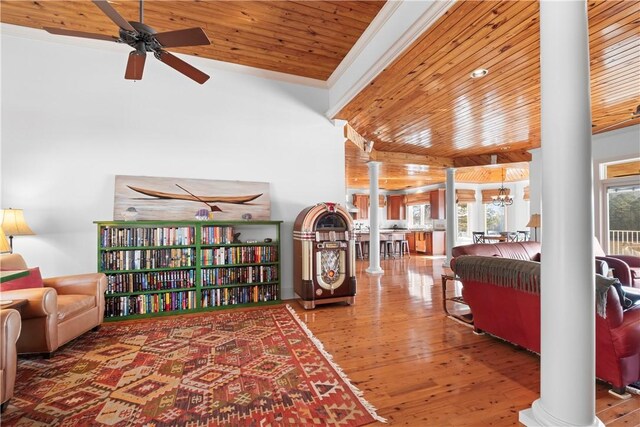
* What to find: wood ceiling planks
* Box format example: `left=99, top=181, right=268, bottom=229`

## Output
left=0, top=0, right=385, bottom=80
left=337, top=0, right=639, bottom=172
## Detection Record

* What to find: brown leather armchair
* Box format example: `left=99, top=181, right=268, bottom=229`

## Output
left=0, top=254, right=106, bottom=356
left=1, top=309, right=21, bottom=412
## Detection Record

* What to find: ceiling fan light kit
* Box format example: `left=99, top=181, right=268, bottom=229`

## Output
left=43, top=0, right=211, bottom=84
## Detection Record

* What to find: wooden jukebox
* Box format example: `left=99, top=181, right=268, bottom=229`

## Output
left=293, top=202, right=357, bottom=309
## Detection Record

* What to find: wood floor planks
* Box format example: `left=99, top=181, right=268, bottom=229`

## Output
left=288, top=255, right=639, bottom=426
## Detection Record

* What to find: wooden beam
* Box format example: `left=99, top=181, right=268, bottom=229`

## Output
left=370, top=150, right=454, bottom=168
left=453, top=150, right=532, bottom=167
left=344, top=123, right=370, bottom=153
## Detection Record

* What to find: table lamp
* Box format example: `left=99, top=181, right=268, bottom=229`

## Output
left=526, top=213, right=541, bottom=242
left=1, top=208, right=35, bottom=253
left=0, top=228, right=10, bottom=254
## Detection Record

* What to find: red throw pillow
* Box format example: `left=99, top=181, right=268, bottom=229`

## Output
left=0, top=267, right=44, bottom=292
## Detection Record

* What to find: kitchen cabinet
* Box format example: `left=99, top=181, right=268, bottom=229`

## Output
left=414, top=231, right=446, bottom=255
left=407, top=231, right=415, bottom=252
left=386, top=195, right=406, bottom=220
left=352, top=194, right=369, bottom=220
left=352, top=195, right=387, bottom=220
left=430, top=189, right=446, bottom=219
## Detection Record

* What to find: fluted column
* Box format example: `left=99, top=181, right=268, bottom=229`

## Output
left=519, top=1, right=601, bottom=426
left=366, top=161, right=383, bottom=274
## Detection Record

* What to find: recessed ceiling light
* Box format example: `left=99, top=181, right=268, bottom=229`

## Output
left=470, top=68, right=489, bottom=79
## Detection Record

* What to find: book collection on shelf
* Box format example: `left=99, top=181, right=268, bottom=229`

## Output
left=96, top=220, right=281, bottom=320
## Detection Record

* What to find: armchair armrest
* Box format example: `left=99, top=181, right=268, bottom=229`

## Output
left=0, top=287, right=57, bottom=319
left=44, top=273, right=107, bottom=297
left=1, top=308, right=21, bottom=347
left=596, top=256, right=632, bottom=287
left=610, top=255, right=640, bottom=268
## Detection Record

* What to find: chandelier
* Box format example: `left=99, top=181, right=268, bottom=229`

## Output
left=492, top=169, right=514, bottom=207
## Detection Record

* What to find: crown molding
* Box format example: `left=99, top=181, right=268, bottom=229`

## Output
left=326, top=0, right=402, bottom=88
left=325, top=0, right=456, bottom=120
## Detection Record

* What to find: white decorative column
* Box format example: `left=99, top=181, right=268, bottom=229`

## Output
left=529, top=148, right=543, bottom=241
left=444, top=168, right=456, bottom=267
left=366, top=161, right=383, bottom=274
left=520, top=1, right=601, bottom=426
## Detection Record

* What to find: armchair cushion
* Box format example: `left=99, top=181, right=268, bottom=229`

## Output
left=0, top=267, right=43, bottom=292
left=57, top=295, right=95, bottom=322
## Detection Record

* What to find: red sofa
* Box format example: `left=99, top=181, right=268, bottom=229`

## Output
left=451, top=242, right=640, bottom=394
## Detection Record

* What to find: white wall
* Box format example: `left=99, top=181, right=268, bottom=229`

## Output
left=0, top=27, right=346, bottom=300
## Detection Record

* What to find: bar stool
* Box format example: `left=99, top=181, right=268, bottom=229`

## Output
left=355, top=240, right=364, bottom=259
left=360, top=234, right=369, bottom=259
left=392, top=233, right=405, bottom=258
left=380, top=235, right=392, bottom=258
left=400, top=239, right=410, bottom=257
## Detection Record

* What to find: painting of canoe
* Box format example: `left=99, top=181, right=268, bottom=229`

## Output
left=114, top=175, right=270, bottom=221
left=127, top=186, right=263, bottom=204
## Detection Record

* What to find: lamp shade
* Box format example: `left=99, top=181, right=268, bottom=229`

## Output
left=0, top=228, right=10, bottom=253
left=1, top=208, right=35, bottom=236
left=526, top=213, right=541, bottom=228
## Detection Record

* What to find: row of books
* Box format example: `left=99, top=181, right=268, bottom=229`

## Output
left=100, top=226, right=195, bottom=248
left=201, top=226, right=235, bottom=244
left=101, top=248, right=195, bottom=271
left=201, top=284, right=278, bottom=307
left=201, top=246, right=278, bottom=266
left=104, top=291, right=196, bottom=317
left=201, top=265, right=278, bottom=286
left=106, top=270, right=196, bottom=294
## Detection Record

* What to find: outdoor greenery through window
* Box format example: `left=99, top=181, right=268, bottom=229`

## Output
left=457, top=203, right=469, bottom=237
left=485, top=203, right=506, bottom=234
left=607, top=184, right=640, bottom=255
left=408, top=204, right=431, bottom=228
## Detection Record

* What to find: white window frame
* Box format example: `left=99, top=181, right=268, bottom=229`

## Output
left=407, top=203, right=431, bottom=228
left=484, top=203, right=507, bottom=234
left=457, top=202, right=470, bottom=238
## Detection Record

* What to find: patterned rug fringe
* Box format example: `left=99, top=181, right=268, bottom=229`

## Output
left=285, top=304, right=388, bottom=424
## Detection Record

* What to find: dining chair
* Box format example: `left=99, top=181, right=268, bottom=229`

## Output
left=472, top=232, right=485, bottom=244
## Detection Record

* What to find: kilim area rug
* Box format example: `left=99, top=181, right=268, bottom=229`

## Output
left=2, top=305, right=385, bottom=426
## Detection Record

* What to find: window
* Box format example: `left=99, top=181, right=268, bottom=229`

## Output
left=599, top=157, right=640, bottom=255
left=457, top=203, right=469, bottom=237
left=485, top=204, right=506, bottom=233
left=408, top=204, right=431, bottom=228
left=605, top=184, right=640, bottom=255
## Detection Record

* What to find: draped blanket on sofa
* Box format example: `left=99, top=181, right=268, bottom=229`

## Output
left=453, top=255, right=620, bottom=318
left=453, top=256, right=540, bottom=294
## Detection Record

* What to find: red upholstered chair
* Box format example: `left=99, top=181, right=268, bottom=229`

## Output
left=594, top=237, right=640, bottom=288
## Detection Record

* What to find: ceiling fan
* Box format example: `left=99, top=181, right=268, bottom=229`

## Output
left=594, top=104, right=640, bottom=132
left=43, top=0, right=211, bottom=84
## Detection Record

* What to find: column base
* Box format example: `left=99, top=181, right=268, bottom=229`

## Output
left=365, top=266, right=384, bottom=275
left=519, top=400, right=604, bottom=427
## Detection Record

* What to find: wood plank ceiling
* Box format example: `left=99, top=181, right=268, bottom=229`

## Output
left=0, top=0, right=385, bottom=81
left=339, top=0, right=640, bottom=190
left=1, top=1, right=637, bottom=191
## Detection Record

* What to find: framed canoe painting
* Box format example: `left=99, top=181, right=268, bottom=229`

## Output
left=113, top=175, right=271, bottom=220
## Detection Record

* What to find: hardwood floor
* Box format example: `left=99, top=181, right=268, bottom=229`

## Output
left=288, top=255, right=640, bottom=426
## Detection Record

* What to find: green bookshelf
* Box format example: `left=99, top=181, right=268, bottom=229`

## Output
left=95, top=220, right=282, bottom=321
